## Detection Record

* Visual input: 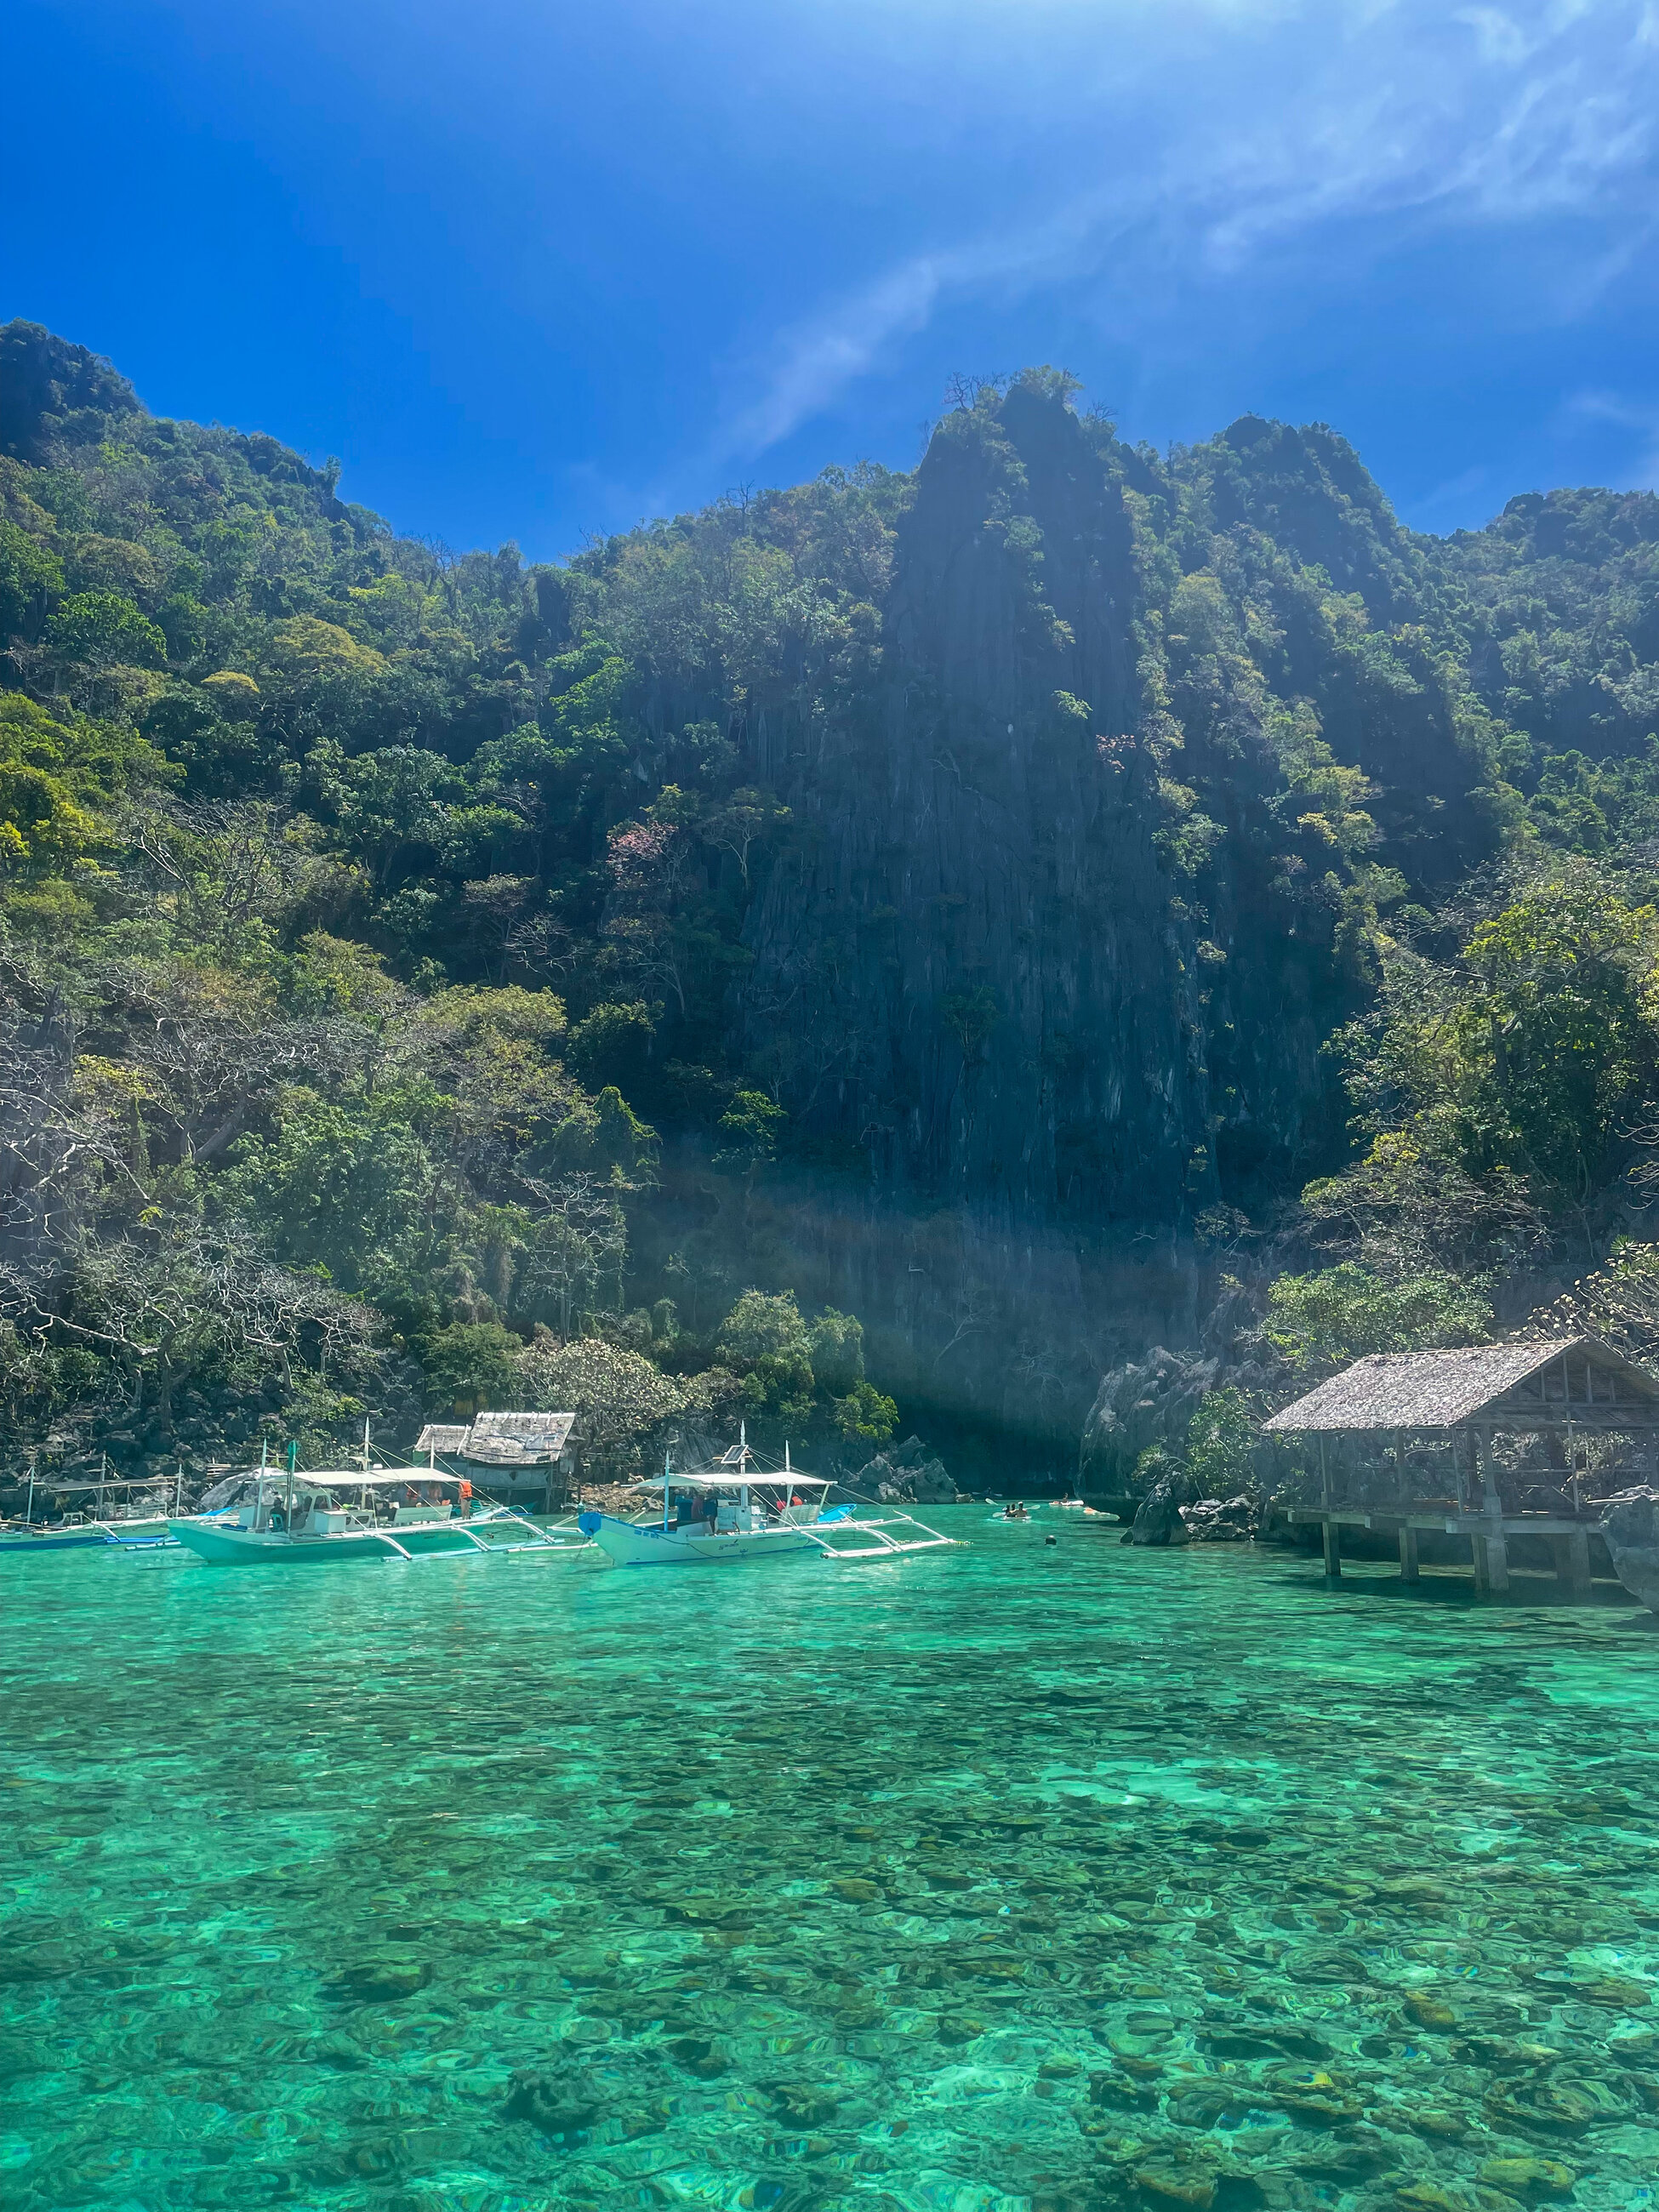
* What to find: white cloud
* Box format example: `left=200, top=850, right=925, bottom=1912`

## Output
left=721, top=0, right=1659, bottom=457
left=729, top=260, right=945, bottom=457
left=1564, top=387, right=1659, bottom=485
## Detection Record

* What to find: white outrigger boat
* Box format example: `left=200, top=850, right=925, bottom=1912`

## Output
left=168, top=1466, right=592, bottom=1565
left=576, top=1438, right=958, bottom=1568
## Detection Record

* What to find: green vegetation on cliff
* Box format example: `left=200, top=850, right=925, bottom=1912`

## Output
left=3, top=319, right=1659, bottom=1490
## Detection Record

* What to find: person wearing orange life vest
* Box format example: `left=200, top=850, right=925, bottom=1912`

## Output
left=453, top=1476, right=474, bottom=1520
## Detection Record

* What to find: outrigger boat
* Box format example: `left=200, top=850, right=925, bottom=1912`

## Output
left=577, top=1436, right=959, bottom=1568
left=0, top=1516, right=152, bottom=1553
left=0, top=1468, right=206, bottom=1552
left=168, top=1467, right=592, bottom=1565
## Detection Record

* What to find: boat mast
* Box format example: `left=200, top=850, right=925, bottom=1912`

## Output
left=664, top=1447, right=671, bottom=1534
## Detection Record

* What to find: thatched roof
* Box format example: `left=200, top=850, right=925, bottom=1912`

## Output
left=1262, top=1337, right=1659, bottom=1433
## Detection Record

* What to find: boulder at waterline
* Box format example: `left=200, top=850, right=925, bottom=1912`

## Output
left=848, top=1435, right=957, bottom=1502
left=1600, top=1489, right=1659, bottom=1612
left=1123, top=1475, right=1190, bottom=1546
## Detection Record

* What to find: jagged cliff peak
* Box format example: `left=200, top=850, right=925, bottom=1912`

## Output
left=0, top=318, right=145, bottom=464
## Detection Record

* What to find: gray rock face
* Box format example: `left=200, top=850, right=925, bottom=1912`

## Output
left=1123, top=1476, right=1191, bottom=1547
left=1601, top=1489, right=1659, bottom=1612
left=1080, top=1346, right=1219, bottom=1495
left=722, top=388, right=1428, bottom=1446
left=1181, top=1494, right=1257, bottom=1543
left=850, top=1435, right=958, bottom=1505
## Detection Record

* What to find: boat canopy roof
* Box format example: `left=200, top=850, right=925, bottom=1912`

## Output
left=316, top=1466, right=468, bottom=1488
left=230, top=1466, right=468, bottom=1491
left=629, top=1469, right=830, bottom=1491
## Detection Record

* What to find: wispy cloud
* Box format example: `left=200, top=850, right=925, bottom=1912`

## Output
left=721, top=0, right=1659, bottom=459
left=724, top=197, right=1119, bottom=457
left=730, top=260, right=945, bottom=458
left=1564, top=386, right=1659, bottom=486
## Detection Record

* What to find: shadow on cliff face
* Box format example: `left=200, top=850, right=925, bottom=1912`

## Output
left=714, top=383, right=1388, bottom=1462
left=636, top=1145, right=1250, bottom=1490
left=615, top=380, right=1503, bottom=1485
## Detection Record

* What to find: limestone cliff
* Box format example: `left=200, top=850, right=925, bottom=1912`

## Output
left=701, top=383, right=1493, bottom=1461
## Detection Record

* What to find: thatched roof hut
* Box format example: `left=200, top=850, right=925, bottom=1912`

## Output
left=1259, top=1338, right=1659, bottom=1599
left=1263, top=1337, right=1659, bottom=1436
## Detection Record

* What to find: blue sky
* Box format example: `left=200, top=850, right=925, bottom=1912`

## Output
left=8, top=0, right=1659, bottom=560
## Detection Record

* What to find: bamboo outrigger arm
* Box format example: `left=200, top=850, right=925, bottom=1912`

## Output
left=803, top=1508, right=961, bottom=1560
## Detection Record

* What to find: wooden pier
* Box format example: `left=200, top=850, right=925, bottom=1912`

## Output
left=1279, top=1503, right=1618, bottom=1597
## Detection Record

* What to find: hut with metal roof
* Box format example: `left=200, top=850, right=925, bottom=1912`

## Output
left=1262, top=1337, right=1659, bottom=1595
left=460, top=1412, right=577, bottom=1468
left=414, top=1423, right=473, bottom=1458
left=414, top=1411, right=579, bottom=1508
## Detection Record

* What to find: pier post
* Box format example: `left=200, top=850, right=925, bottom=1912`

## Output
left=1322, top=1518, right=1342, bottom=1579
left=1474, top=1428, right=1508, bottom=1594
left=1559, top=1527, right=1593, bottom=1600
left=1398, top=1524, right=1420, bottom=1583
left=1477, top=1427, right=1501, bottom=1516
left=1471, top=1529, right=1489, bottom=1593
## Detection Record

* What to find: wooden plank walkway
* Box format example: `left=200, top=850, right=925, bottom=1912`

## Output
left=1280, top=1505, right=1616, bottom=1598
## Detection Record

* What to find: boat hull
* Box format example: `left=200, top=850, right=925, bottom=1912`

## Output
left=580, top=1512, right=822, bottom=1568
left=168, top=1520, right=406, bottom=1565
left=98, top=1516, right=177, bottom=1548
left=0, top=1529, right=110, bottom=1552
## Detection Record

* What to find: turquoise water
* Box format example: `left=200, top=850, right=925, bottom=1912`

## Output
left=4, top=1510, right=1659, bottom=2212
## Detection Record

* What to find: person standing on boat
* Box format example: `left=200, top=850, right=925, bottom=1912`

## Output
left=453, top=1477, right=474, bottom=1520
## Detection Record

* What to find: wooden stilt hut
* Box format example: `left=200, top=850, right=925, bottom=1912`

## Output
left=415, top=1412, right=580, bottom=1514
left=1261, top=1337, right=1659, bottom=1596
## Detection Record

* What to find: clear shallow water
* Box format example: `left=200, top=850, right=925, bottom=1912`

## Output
left=4, top=1511, right=1659, bottom=2212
